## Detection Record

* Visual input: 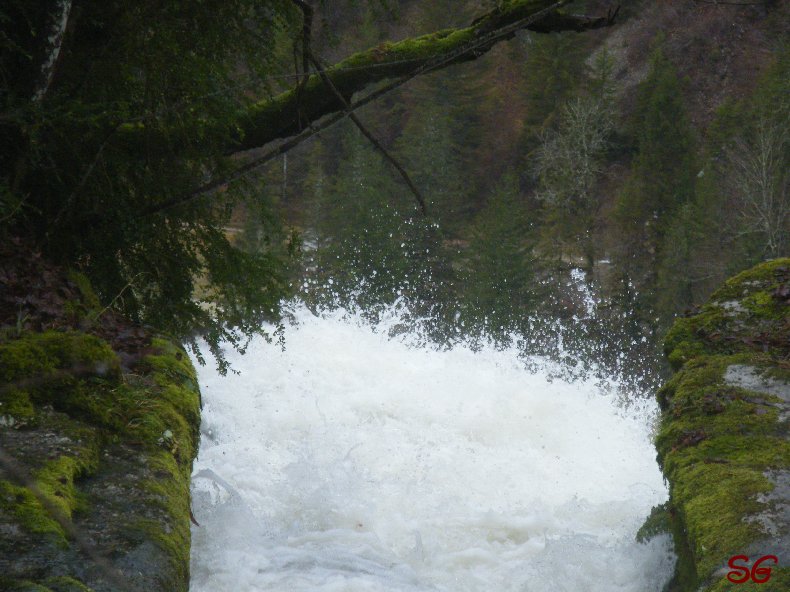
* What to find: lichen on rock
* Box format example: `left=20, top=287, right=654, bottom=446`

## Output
left=647, top=258, right=790, bottom=591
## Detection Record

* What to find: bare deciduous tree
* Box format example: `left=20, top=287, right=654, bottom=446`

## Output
left=533, top=96, right=614, bottom=211
left=724, top=117, right=789, bottom=257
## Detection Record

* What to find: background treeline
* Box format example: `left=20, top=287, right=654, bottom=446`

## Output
left=2, top=1, right=787, bottom=382
left=235, top=0, right=788, bottom=385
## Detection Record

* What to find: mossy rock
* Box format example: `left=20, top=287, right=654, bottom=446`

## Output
left=664, top=258, right=790, bottom=371
left=1, top=327, right=201, bottom=591
left=651, top=259, right=790, bottom=591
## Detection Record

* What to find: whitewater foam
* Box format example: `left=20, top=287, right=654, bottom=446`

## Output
left=189, top=304, right=674, bottom=591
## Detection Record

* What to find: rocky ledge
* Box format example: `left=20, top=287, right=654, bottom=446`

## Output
left=0, top=244, right=201, bottom=592
left=645, top=258, right=790, bottom=591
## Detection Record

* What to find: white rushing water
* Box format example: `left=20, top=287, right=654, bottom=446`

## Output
left=189, top=304, right=675, bottom=591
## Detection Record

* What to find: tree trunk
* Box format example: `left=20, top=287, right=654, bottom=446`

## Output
left=31, top=0, right=73, bottom=103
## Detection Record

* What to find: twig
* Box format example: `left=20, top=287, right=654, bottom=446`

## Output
left=291, top=0, right=314, bottom=89
left=90, top=272, right=144, bottom=322
left=139, top=72, right=416, bottom=216
left=0, top=193, right=28, bottom=223
left=309, top=52, right=427, bottom=215
left=290, top=0, right=314, bottom=129
left=51, top=124, right=120, bottom=231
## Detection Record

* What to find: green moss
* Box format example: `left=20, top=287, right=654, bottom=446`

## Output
left=42, top=576, right=94, bottom=592
left=142, top=338, right=201, bottom=446
left=664, top=258, right=790, bottom=370
left=146, top=338, right=199, bottom=392
left=1, top=330, right=201, bottom=590
left=663, top=503, right=699, bottom=592
left=0, top=331, right=120, bottom=384
left=0, top=330, right=201, bottom=457
left=0, top=419, right=100, bottom=550
left=636, top=502, right=672, bottom=542
left=130, top=450, right=194, bottom=592
left=0, top=386, right=35, bottom=425
left=0, top=265, right=202, bottom=590
left=710, top=259, right=790, bottom=305
left=112, top=340, right=201, bottom=592
left=0, top=334, right=58, bottom=382
left=656, top=259, right=790, bottom=589
left=0, top=481, right=67, bottom=543
left=0, top=331, right=129, bottom=436
left=673, top=465, right=769, bottom=575
left=65, top=271, right=101, bottom=313
left=34, top=448, right=99, bottom=522
left=656, top=356, right=789, bottom=577
left=334, top=27, right=476, bottom=72
left=0, top=580, right=54, bottom=592
left=0, top=577, right=94, bottom=592
left=61, top=270, right=102, bottom=327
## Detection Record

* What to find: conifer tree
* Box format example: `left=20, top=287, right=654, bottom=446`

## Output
left=462, top=172, right=540, bottom=339
left=395, top=82, right=470, bottom=235
left=307, top=126, right=444, bottom=311
left=616, top=46, right=696, bottom=247
left=653, top=47, right=789, bottom=326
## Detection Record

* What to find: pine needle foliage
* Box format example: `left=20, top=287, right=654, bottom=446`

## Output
left=0, top=0, right=301, bottom=371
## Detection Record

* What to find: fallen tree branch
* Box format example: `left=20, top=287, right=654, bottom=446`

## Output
left=141, top=1, right=620, bottom=215
left=232, top=0, right=617, bottom=151
left=124, top=1, right=618, bottom=154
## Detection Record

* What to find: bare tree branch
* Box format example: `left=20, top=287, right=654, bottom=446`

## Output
left=308, top=52, right=427, bottom=214
left=140, top=75, right=414, bottom=216
left=722, top=117, right=789, bottom=256
left=291, top=0, right=314, bottom=86
left=290, top=0, right=315, bottom=129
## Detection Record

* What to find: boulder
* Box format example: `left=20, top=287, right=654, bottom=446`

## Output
left=0, top=250, right=201, bottom=592
left=650, top=259, right=790, bottom=591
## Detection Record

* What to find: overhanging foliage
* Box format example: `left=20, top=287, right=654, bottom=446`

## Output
left=0, top=0, right=617, bottom=367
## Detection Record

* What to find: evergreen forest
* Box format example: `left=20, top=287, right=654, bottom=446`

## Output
left=2, top=0, right=788, bottom=384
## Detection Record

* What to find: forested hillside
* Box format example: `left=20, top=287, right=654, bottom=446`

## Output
left=2, top=0, right=787, bottom=382
left=239, top=0, right=789, bottom=384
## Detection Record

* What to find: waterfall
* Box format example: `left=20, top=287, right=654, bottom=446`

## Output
left=189, top=303, right=675, bottom=591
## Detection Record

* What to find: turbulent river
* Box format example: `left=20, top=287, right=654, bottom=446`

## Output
left=189, top=304, right=675, bottom=591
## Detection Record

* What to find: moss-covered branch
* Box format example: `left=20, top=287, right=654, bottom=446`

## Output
left=235, top=0, right=616, bottom=151
left=120, top=0, right=617, bottom=154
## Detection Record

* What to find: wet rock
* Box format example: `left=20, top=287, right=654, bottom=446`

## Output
left=652, top=258, right=790, bottom=591
left=1, top=270, right=201, bottom=592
